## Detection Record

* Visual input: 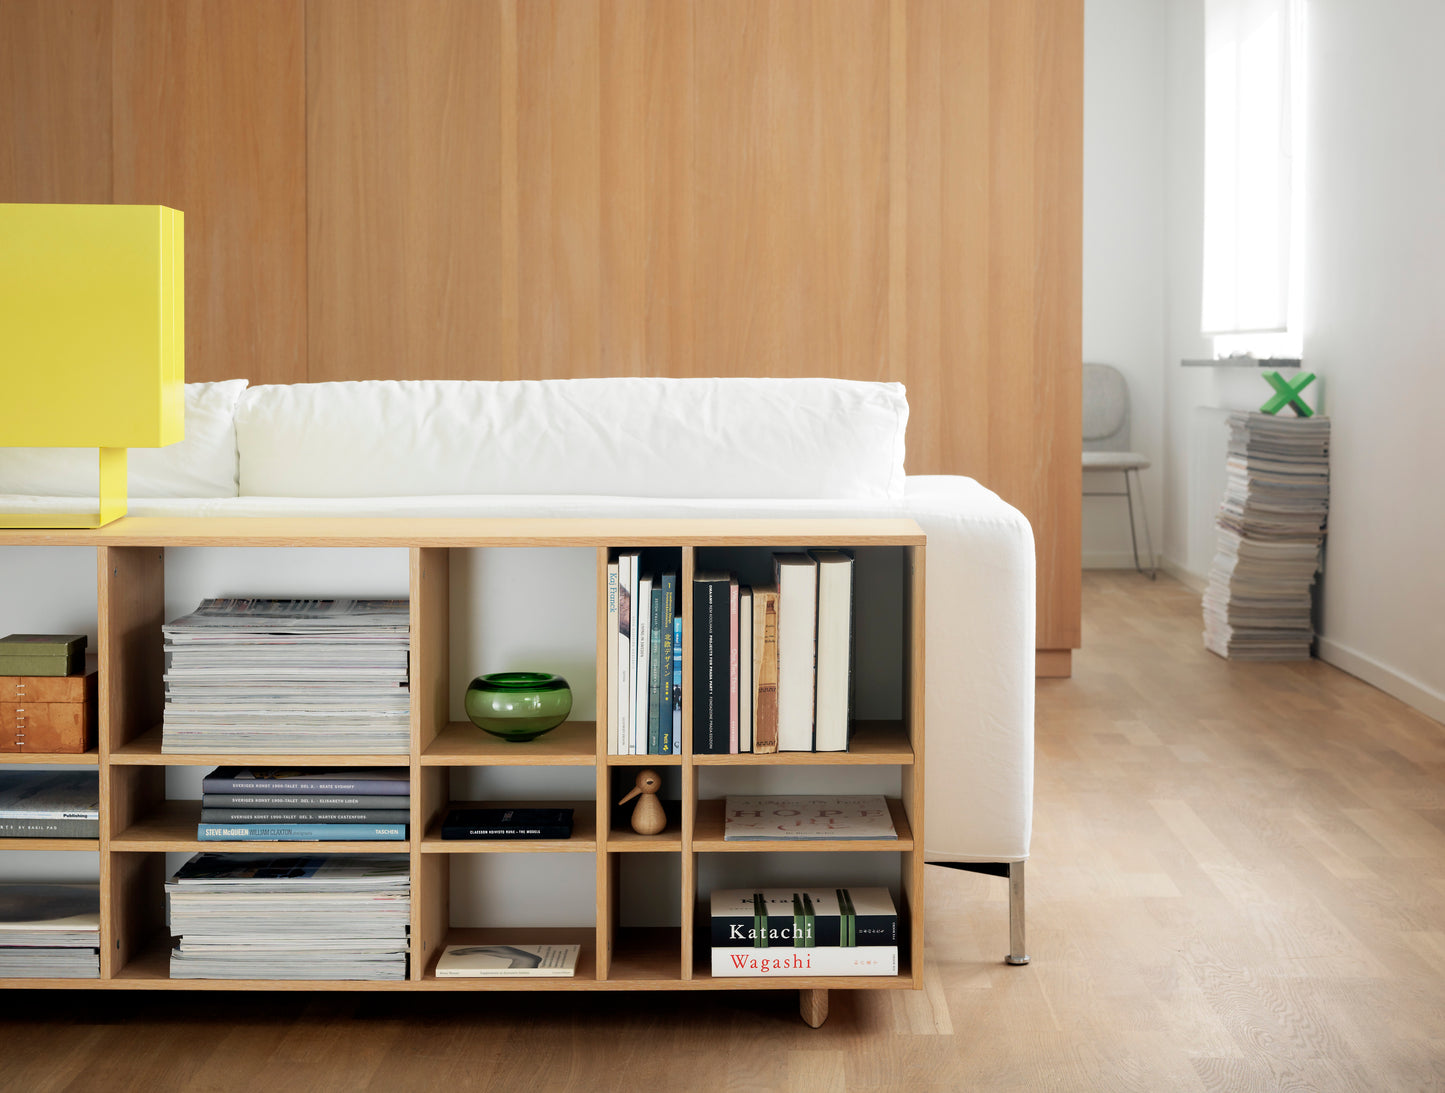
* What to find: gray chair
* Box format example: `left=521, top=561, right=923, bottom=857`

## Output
left=1083, top=362, right=1155, bottom=578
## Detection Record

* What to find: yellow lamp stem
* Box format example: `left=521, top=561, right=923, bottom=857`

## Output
left=0, top=449, right=129, bottom=529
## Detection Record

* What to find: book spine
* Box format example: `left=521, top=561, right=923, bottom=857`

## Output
left=0, top=817, right=99, bottom=838
left=710, top=946, right=898, bottom=977
left=200, top=794, right=411, bottom=809
left=774, top=554, right=818, bottom=751
left=671, top=615, right=682, bottom=754
left=648, top=585, right=664, bottom=755
left=728, top=577, right=740, bottom=753
left=606, top=557, right=618, bottom=757
left=198, top=809, right=410, bottom=824
left=633, top=574, right=652, bottom=757
left=198, top=779, right=409, bottom=795
left=658, top=572, right=676, bottom=755
left=440, top=826, right=572, bottom=839
left=616, top=552, right=632, bottom=756
left=753, top=590, right=779, bottom=754
left=710, top=912, right=897, bottom=947
left=811, top=551, right=854, bottom=751
left=691, top=576, right=729, bottom=754
left=738, top=587, right=753, bottom=753
left=196, top=823, right=408, bottom=840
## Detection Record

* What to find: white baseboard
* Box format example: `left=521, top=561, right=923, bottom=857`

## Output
left=1316, top=638, right=1445, bottom=726
left=1159, top=558, right=1208, bottom=594
left=1082, top=550, right=1158, bottom=571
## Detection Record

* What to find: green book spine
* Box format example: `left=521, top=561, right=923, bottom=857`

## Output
left=754, top=892, right=768, bottom=949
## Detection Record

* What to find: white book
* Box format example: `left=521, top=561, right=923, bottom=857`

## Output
left=606, top=558, right=619, bottom=756
left=615, top=553, right=633, bottom=755
left=633, top=573, right=653, bottom=756
left=435, top=942, right=579, bottom=978
left=773, top=553, right=817, bottom=751
left=722, top=795, right=897, bottom=840
left=738, top=587, right=753, bottom=753
left=809, top=550, right=853, bottom=751
left=711, top=945, right=897, bottom=977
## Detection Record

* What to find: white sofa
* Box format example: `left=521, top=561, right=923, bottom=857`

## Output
left=2, top=377, right=1035, bottom=955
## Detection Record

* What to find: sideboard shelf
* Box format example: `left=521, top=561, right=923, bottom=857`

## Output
left=0, top=517, right=925, bottom=1026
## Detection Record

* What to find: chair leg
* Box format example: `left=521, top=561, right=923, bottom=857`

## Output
left=1127, top=468, right=1157, bottom=580
left=1006, top=862, right=1029, bottom=965
left=1122, top=470, right=1144, bottom=574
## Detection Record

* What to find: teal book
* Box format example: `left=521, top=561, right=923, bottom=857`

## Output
left=197, top=823, right=407, bottom=841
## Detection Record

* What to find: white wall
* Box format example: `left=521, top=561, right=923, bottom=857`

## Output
left=1081, top=0, right=1168, bottom=569
left=1151, top=0, right=1445, bottom=718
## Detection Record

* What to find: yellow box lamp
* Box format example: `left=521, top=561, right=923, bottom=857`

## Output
left=0, top=203, right=184, bottom=528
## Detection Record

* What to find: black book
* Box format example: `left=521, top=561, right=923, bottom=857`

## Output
left=440, top=807, right=574, bottom=840
left=692, top=571, right=731, bottom=755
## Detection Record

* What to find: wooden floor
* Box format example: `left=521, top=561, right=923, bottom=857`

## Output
left=4, top=571, right=1444, bottom=1092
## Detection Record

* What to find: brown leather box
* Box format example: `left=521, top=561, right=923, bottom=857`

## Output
left=0, top=669, right=98, bottom=753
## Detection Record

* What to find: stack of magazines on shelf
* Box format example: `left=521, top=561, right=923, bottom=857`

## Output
left=0, top=883, right=100, bottom=978
left=161, top=598, right=411, bottom=754
left=606, top=555, right=682, bottom=755
left=710, top=886, right=898, bottom=977
left=1203, top=412, right=1331, bottom=660
left=198, top=767, right=409, bottom=842
left=0, top=771, right=98, bottom=839
left=691, top=551, right=853, bottom=755
left=166, top=853, right=410, bottom=980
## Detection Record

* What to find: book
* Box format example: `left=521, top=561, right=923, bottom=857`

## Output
left=657, top=571, right=677, bottom=755
left=751, top=585, right=779, bottom=754
left=615, top=551, right=634, bottom=755
left=728, top=576, right=740, bottom=753
left=434, top=942, right=580, bottom=977
left=0, top=882, right=101, bottom=977
left=633, top=573, right=652, bottom=756
left=711, top=946, right=897, bottom=977
left=0, top=771, right=99, bottom=838
left=773, top=553, right=818, bottom=751
left=648, top=583, right=664, bottom=754
left=201, top=793, right=411, bottom=809
left=439, top=807, right=574, bottom=840
left=738, top=587, right=753, bottom=753
left=199, top=809, right=410, bottom=824
left=809, top=550, right=854, bottom=751
left=200, top=767, right=410, bottom=795
left=671, top=615, right=683, bottom=754
left=710, top=887, right=899, bottom=947
left=606, top=557, right=618, bottom=757
left=197, top=823, right=408, bottom=841
left=692, top=572, right=732, bottom=755
left=722, top=795, right=897, bottom=840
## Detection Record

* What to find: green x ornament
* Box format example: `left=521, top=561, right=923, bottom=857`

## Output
left=1260, top=370, right=1316, bottom=416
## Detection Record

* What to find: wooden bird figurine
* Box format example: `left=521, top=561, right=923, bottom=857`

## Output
left=618, top=769, right=666, bottom=835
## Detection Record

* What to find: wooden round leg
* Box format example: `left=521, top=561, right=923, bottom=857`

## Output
left=800, top=988, right=829, bottom=1028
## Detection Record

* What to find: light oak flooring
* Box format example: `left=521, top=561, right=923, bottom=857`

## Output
left=3, top=571, right=1444, bottom=1092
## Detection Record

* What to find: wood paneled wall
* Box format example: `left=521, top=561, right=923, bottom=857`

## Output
left=0, top=0, right=1082, bottom=663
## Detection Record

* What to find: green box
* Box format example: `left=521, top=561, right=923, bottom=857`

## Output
left=0, top=634, right=88, bottom=677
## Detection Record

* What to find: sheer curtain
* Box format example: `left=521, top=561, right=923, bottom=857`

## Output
left=1201, top=0, right=1303, bottom=338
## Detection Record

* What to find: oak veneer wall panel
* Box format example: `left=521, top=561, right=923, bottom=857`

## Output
left=111, top=0, right=306, bottom=385
left=0, top=0, right=111, bottom=203
left=1033, top=0, right=1084, bottom=652
left=306, top=0, right=505, bottom=382
left=692, top=0, right=890, bottom=384
left=598, top=0, right=646, bottom=377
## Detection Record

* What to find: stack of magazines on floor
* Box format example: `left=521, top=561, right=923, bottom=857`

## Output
left=167, top=853, right=410, bottom=980
left=198, top=767, right=410, bottom=842
left=0, top=883, right=100, bottom=978
left=1203, top=412, right=1331, bottom=660
left=161, top=598, right=411, bottom=754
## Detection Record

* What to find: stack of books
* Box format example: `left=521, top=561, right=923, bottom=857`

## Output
left=0, top=771, right=99, bottom=839
left=692, top=551, right=853, bottom=754
left=0, top=883, right=101, bottom=978
left=606, top=555, right=682, bottom=755
left=166, top=853, right=411, bottom=980
left=161, top=598, right=411, bottom=754
left=709, top=886, right=898, bottom=976
left=1203, top=413, right=1331, bottom=660
left=198, top=767, right=409, bottom=842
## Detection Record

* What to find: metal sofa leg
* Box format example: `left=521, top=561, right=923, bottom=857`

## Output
left=929, top=861, right=1030, bottom=966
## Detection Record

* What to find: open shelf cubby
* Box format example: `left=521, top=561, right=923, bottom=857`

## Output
left=0, top=518, right=924, bottom=1023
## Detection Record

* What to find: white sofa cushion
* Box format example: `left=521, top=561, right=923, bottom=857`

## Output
left=235, top=378, right=909, bottom=501
left=0, top=379, right=248, bottom=498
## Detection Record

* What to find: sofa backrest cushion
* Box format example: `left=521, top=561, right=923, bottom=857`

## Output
left=235, top=378, right=909, bottom=500
left=0, top=379, right=248, bottom=498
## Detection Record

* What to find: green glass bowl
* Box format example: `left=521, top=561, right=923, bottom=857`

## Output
left=464, top=672, right=573, bottom=742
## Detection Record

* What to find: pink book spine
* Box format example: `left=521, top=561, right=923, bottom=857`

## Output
left=729, top=577, right=740, bottom=754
